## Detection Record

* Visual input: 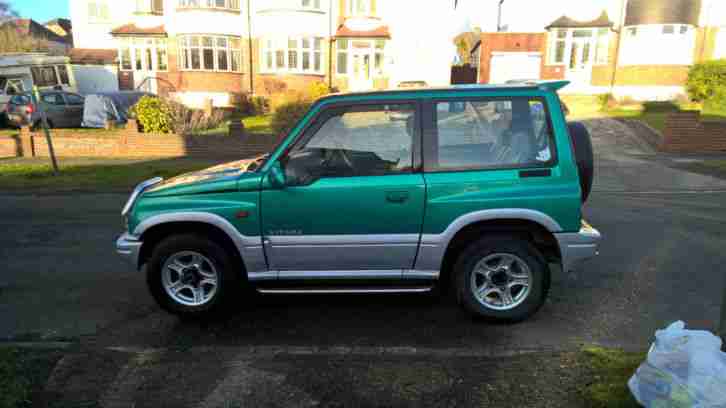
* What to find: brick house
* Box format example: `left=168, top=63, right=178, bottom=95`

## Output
left=474, top=0, right=726, bottom=101
left=69, top=0, right=457, bottom=108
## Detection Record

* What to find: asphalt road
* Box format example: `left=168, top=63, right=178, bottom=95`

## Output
left=2, top=118, right=726, bottom=406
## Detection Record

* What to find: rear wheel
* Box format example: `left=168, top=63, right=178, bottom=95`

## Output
left=147, top=234, right=241, bottom=319
left=454, top=236, right=549, bottom=322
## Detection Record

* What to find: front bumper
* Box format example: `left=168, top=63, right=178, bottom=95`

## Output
left=554, top=221, right=601, bottom=273
left=116, top=233, right=142, bottom=269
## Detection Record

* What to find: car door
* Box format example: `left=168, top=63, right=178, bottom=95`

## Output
left=260, top=102, right=426, bottom=273
left=62, top=93, right=85, bottom=127
left=39, top=93, right=68, bottom=127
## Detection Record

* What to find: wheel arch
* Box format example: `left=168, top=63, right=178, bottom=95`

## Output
left=135, top=215, right=250, bottom=275
left=421, top=210, right=563, bottom=290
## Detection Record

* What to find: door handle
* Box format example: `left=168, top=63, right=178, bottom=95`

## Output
left=386, top=191, right=409, bottom=203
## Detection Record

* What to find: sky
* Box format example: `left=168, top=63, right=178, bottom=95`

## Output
left=10, top=0, right=69, bottom=22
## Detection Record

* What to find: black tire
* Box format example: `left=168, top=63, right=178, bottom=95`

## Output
left=567, top=121, right=594, bottom=203
left=146, top=234, right=241, bottom=319
left=454, top=236, right=550, bottom=323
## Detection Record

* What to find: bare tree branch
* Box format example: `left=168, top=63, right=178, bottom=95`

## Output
left=0, top=1, right=18, bottom=23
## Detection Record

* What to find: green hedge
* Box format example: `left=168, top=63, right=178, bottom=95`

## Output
left=686, top=59, right=726, bottom=103
left=271, top=100, right=311, bottom=135
left=131, top=96, right=173, bottom=133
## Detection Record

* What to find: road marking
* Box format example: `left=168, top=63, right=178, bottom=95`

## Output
left=103, top=345, right=563, bottom=358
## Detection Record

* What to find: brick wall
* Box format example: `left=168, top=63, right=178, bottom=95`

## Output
left=0, top=121, right=281, bottom=159
left=662, top=111, right=726, bottom=153
left=613, top=65, right=690, bottom=86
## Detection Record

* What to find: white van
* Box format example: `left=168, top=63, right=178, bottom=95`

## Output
left=0, top=53, right=78, bottom=118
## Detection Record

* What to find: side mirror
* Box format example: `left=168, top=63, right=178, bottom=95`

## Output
left=268, top=162, right=286, bottom=189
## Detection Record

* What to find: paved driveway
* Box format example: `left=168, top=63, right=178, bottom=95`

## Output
left=2, top=118, right=726, bottom=406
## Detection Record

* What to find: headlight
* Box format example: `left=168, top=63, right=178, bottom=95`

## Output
left=121, top=177, right=163, bottom=217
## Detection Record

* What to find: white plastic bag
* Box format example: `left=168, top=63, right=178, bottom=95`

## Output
left=628, top=321, right=726, bottom=407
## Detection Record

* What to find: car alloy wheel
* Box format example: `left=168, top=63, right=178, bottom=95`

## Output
left=469, top=253, right=532, bottom=311
left=161, top=251, right=219, bottom=307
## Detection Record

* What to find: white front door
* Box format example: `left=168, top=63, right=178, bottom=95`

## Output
left=566, top=30, right=593, bottom=85
left=129, top=38, right=160, bottom=94
left=350, top=45, right=374, bottom=91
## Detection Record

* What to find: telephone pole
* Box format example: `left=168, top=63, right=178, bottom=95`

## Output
left=32, top=86, right=59, bottom=174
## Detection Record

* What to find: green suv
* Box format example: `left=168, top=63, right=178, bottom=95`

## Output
left=116, top=81, right=600, bottom=322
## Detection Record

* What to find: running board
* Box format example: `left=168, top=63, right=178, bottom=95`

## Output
left=256, top=287, right=433, bottom=294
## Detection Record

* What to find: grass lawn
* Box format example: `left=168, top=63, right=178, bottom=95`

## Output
left=192, top=114, right=273, bottom=136
left=579, top=346, right=645, bottom=408
left=0, top=347, right=64, bottom=408
left=0, top=128, right=20, bottom=137
left=242, top=114, right=273, bottom=134
left=601, top=101, right=726, bottom=134
left=0, top=157, right=219, bottom=192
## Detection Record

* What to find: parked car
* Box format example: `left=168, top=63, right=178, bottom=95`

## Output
left=116, top=80, right=601, bottom=322
left=6, top=91, right=85, bottom=129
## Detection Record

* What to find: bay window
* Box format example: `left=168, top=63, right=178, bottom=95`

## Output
left=136, top=0, right=164, bottom=14
left=261, top=36, right=323, bottom=74
left=547, top=27, right=609, bottom=66
left=178, top=35, right=242, bottom=72
left=119, top=38, right=168, bottom=72
left=178, top=0, right=240, bottom=11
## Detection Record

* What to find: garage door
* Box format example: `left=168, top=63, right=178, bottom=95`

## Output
left=489, top=53, right=542, bottom=84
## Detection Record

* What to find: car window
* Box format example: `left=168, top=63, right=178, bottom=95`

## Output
left=430, top=98, right=555, bottom=171
left=10, top=95, right=31, bottom=105
left=65, top=93, right=84, bottom=105
left=294, top=104, right=415, bottom=178
left=41, top=93, right=65, bottom=106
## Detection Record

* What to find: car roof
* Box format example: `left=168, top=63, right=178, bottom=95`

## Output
left=319, top=80, right=570, bottom=103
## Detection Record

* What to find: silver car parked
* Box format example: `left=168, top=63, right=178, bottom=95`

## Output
left=6, top=91, right=85, bottom=130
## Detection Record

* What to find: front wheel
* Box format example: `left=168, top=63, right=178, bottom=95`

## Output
left=147, top=234, right=240, bottom=319
left=454, top=236, right=550, bottom=322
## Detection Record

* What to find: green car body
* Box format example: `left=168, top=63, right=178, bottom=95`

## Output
left=117, top=81, right=600, bottom=321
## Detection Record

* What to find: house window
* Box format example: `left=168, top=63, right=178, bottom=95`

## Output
left=87, top=1, right=110, bottom=23
left=595, top=28, right=609, bottom=65
left=30, top=66, right=59, bottom=87
left=119, top=38, right=169, bottom=72
left=301, top=0, right=322, bottom=10
left=178, top=35, right=241, bottom=72
left=337, top=39, right=349, bottom=74
left=548, top=29, right=567, bottom=64
left=57, top=65, right=70, bottom=85
left=178, top=0, right=240, bottom=11
left=626, top=27, right=637, bottom=36
left=136, top=0, right=164, bottom=14
left=348, top=0, right=371, bottom=16
left=261, top=36, right=324, bottom=74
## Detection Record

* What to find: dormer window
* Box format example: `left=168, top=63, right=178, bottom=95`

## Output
left=136, top=0, right=164, bottom=14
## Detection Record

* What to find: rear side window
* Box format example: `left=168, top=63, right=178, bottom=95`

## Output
left=65, top=93, right=84, bottom=105
left=10, top=95, right=31, bottom=105
left=41, top=93, right=65, bottom=106
left=428, top=98, right=555, bottom=171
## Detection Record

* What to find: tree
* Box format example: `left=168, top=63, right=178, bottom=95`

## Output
left=0, top=1, right=17, bottom=23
